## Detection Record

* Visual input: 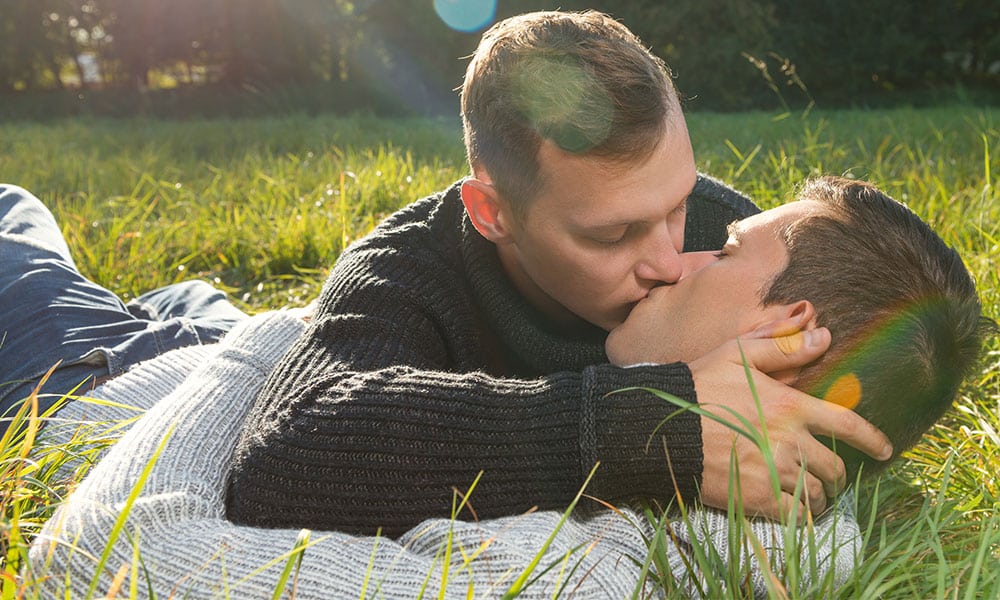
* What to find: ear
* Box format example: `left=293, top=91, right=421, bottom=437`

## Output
left=757, top=299, right=820, bottom=385
left=460, top=177, right=514, bottom=243
left=751, top=299, right=819, bottom=336
left=787, top=299, right=819, bottom=331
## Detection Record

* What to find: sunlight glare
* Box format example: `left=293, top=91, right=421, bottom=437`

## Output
left=434, top=0, right=496, bottom=33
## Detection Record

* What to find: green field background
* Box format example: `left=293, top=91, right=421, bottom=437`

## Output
left=2, top=106, right=999, bottom=597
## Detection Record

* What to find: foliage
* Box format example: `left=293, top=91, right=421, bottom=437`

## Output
left=0, top=0, right=997, bottom=116
left=0, top=107, right=998, bottom=597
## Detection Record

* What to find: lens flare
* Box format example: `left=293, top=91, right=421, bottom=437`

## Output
left=434, top=0, right=496, bottom=33
left=512, top=56, right=614, bottom=153
left=775, top=331, right=805, bottom=355
left=813, top=296, right=949, bottom=414
left=824, top=372, right=862, bottom=409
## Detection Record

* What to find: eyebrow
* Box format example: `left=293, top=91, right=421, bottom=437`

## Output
left=726, top=221, right=744, bottom=246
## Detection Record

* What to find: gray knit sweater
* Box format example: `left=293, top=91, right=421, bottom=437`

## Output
left=226, top=175, right=763, bottom=537
left=29, top=311, right=861, bottom=599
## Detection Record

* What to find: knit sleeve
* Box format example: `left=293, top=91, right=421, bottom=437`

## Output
left=227, top=349, right=702, bottom=538
left=226, top=240, right=704, bottom=537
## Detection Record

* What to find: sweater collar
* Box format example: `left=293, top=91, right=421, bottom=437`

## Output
left=448, top=183, right=608, bottom=374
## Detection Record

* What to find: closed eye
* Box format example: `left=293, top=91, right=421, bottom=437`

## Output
left=594, top=232, right=627, bottom=246
left=590, top=224, right=632, bottom=246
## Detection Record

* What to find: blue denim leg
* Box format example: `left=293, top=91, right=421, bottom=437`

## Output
left=126, top=280, right=248, bottom=338
left=0, top=184, right=248, bottom=433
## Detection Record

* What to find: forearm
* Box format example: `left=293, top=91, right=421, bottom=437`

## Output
left=227, top=347, right=704, bottom=536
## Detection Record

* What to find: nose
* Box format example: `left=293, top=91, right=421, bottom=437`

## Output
left=679, top=251, right=719, bottom=279
left=634, top=229, right=684, bottom=284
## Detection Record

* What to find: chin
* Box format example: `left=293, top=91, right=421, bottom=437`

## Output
left=589, top=315, right=624, bottom=333
left=602, top=307, right=634, bottom=332
left=603, top=333, right=631, bottom=366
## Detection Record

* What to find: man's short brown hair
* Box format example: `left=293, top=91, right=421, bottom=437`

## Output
left=764, top=176, right=990, bottom=479
left=461, top=10, right=679, bottom=216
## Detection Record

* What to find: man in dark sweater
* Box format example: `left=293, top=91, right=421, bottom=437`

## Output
left=226, top=10, right=892, bottom=537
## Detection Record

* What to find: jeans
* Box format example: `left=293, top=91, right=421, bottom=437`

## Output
left=0, top=184, right=248, bottom=434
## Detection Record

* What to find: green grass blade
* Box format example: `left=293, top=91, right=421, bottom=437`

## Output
left=501, top=463, right=600, bottom=599
left=271, top=528, right=310, bottom=600
left=85, top=421, right=176, bottom=599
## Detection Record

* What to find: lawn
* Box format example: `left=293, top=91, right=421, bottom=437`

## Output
left=1, top=106, right=998, bottom=597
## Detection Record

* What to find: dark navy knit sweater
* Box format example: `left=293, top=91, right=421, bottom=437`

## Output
left=226, top=174, right=758, bottom=537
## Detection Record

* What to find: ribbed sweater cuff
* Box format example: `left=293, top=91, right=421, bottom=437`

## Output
left=581, top=363, right=702, bottom=506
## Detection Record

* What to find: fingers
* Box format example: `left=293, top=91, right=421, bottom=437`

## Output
left=733, top=470, right=828, bottom=525
left=802, top=471, right=828, bottom=514
left=778, top=429, right=848, bottom=497
left=691, top=328, right=890, bottom=522
left=777, top=490, right=821, bottom=526
left=773, top=442, right=831, bottom=513
left=700, top=431, right=834, bottom=520
left=798, top=435, right=848, bottom=497
left=783, top=456, right=829, bottom=514
left=744, top=314, right=809, bottom=340
left=778, top=493, right=809, bottom=525
left=803, top=398, right=894, bottom=462
left=742, top=492, right=800, bottom=522
left=733, top=327, right=831, bottom=374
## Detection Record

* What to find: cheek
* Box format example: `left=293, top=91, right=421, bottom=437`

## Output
left=548, top=246, right=633, bottom=294
left=576, top=260, right=633, bottom=294
left=670, top=216, right=686, bottom=253
left=671, top=289, right=739, bottom=358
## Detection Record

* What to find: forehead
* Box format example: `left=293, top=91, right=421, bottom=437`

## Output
left=527, top=113, right=695, bottom=226
left=735, top=199, right=827, bottom=239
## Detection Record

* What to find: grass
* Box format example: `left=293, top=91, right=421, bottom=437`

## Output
left=1, top=106, right=998, bottom=597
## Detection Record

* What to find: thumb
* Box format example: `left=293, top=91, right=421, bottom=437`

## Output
left=735, top=327, right=830, bottom=373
